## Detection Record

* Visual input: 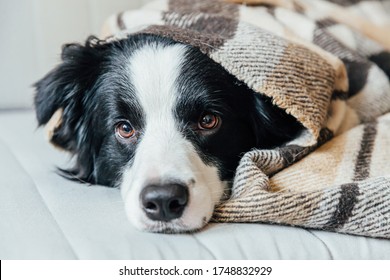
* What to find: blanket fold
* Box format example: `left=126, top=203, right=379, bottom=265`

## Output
left=98, top=0, right=390, bottom=239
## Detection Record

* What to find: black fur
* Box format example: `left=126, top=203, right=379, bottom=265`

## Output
left=34, top=34, right=303, bottom=187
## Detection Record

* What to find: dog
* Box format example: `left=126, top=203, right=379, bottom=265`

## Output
left=34, top=34, right=303, bottom=232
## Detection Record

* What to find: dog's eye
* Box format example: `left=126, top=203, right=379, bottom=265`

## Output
left=115, top=121, right=135, bottom=139
left=198, top=113, right=220, bottom=130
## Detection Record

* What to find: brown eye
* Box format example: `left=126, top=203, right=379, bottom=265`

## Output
left=198, top=113, right=220, bottom=130
left=115, top=121, right=135, bottom=139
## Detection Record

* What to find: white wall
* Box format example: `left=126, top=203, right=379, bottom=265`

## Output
left=0, top=0, right=153, bottom=109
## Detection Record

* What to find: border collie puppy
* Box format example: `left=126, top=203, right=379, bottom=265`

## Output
left=35, top=34, right=302, bottom=232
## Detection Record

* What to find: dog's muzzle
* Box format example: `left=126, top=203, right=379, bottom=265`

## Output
left=140, top=183, right=189, bottom=222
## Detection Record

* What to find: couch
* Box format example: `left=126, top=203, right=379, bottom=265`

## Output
left=1, top=0, right=390, bottom=260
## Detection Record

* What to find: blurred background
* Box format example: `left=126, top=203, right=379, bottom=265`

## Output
left=0, top=0, right=153, bottom=109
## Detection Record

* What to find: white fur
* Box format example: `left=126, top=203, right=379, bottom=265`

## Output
left=120, top=43, right=226, bottom=232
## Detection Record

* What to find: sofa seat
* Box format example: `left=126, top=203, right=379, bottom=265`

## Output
left=1, top=110, right=389, bottom=259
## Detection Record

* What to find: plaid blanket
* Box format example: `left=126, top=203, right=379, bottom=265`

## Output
left=101, top=0, right=390, bottom=239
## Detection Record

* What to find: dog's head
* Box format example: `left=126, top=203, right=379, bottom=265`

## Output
left=35, top=34, right=301, bottom=232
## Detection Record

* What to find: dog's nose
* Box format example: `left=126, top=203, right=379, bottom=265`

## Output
left=141, top=183, right=189, bottom=222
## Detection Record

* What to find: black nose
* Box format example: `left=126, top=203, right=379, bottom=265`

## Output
left=141, top=183, right=189, bottom=222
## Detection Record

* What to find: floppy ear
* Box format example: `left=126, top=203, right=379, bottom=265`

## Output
left=250, top=94, right=304, bottom=148
left=34, top=37, right=106, bottom=151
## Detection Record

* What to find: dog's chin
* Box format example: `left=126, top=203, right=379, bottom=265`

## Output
left=129, top=212, right=212, bottom=233
left=136, top=218, right=209, bottom=234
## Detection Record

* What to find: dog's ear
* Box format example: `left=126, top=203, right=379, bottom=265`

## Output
left=34, top=37, right=106, bottom=151
left=250, top=94, right=304, bottom=148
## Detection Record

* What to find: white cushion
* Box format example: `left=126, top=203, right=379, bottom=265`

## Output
left=0, top=110, right=389, bottom=259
